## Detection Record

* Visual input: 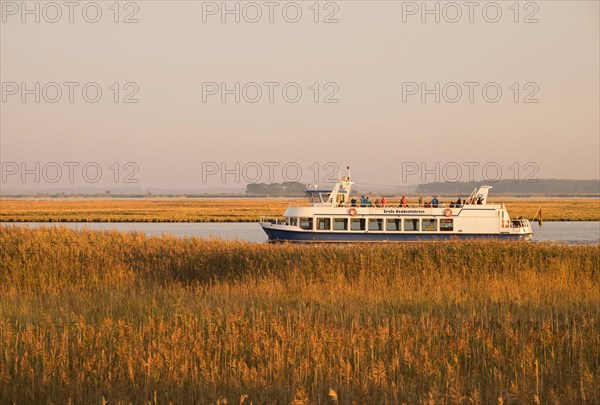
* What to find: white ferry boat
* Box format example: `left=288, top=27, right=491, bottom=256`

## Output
left=260, top=171, right=533, bottom=242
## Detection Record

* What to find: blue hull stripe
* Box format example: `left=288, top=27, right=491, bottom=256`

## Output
left=262, top=228, right=531, bottom=242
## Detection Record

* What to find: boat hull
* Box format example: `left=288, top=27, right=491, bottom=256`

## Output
left=261, top=225, right=532, bottom=243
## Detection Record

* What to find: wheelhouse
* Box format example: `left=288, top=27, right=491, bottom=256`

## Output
left=305, top=189, right=332, bottom=205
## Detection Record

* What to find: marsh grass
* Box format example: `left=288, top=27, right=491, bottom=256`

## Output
left=0, top=226, right=598, bottom=404
left=0, top=198, right=598, bottom=222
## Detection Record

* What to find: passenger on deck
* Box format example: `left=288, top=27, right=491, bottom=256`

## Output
left=374, top=198, right=381, bottom=207
left=431, top=197, right=439, bottom=208
left=381, top=197, right=387, bottom=207
left=360, top=195, right=366, bottom=207
left=365, top=197, right=372, bottom=206
left=351, top=196, right=357, bottom=207
left=477, top=196, right=483, bottom=205
left=401, top=196, right=407, bottom=207
left=418, top=196, right=424, bottom=207
left=456, top=198, right=462, bottom=206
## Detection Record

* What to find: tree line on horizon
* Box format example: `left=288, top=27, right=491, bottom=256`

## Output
left=245, top=181, right=307, bottom=195
left=416, top=179, right=599, bottom=195
left=245, top=179, right=600, bottom=196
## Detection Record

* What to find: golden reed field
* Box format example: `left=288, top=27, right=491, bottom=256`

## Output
left=0, top=198, right=599, bottom=222
left=0, top=226, right=598, bottom=404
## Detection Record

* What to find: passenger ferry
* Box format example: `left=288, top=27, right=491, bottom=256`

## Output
left=260, top=171, right=533, bottom=242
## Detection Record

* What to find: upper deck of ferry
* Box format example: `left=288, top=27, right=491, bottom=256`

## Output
left=298, top=174, right=496, bottom=211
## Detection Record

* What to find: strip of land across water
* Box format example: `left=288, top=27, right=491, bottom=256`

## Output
left=0, top=198, right=598, bottom=222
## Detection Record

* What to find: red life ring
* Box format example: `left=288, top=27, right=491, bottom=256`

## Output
left=443, top=208, right=452, bottom=217
left=349, top=208, right=357, bottom=217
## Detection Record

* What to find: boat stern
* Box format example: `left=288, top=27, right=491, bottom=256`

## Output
left=503, top=218, right=534, bottom=241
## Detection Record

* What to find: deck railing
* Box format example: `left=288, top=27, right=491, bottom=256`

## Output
left=342, top=203, right=467, bottom=208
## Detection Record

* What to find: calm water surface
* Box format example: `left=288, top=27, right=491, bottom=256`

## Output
left=4, top=221, right=599, bottom=244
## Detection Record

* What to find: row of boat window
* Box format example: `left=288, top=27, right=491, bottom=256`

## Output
left=289, top=217, right=454, bottom=232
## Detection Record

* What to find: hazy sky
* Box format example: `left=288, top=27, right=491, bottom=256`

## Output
left=1, top=0, right=599, bottom=190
